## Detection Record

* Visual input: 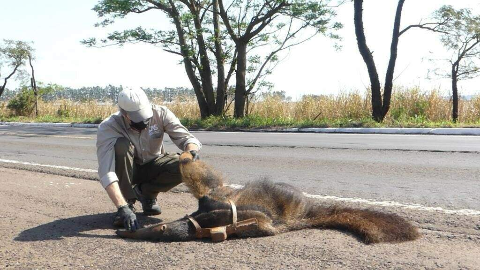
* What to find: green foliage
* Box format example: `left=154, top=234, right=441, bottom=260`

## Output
left=0, top=40, right=33, bottom=70
left=1, top=111, right=478, bottom=128
left=178, top=114, right=479, bottom=129
left=434, top=6, right=480, bottom=50
left=84, top=0, right=343, bottom=117
left=93, top=0, right=148, bottom=22
left=390, top=100, right=428, bottom=120
left=180, top=114, right=381, bottom=130
left=36, top=85, right=195, bottom=102
left=181, top=115, right=298, bottom=130
left=56, top=103, right=71, bottom=117
left=232, top=0, right=342, bottom=94
left=432, top=5, right=480, bottom=80
left=0, top=114, right=104, bottom=124
left=83, top=0, right=238, bottom=117
left=39, top=83, right=62, bottom=96
left=7, top=87, right=35, bottom=116
left=0, top=40, right=35, bottom=96
left=6, top=83, right=62, bottom=116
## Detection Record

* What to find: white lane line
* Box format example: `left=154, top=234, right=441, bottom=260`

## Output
left=0, top=159, right=97, bottom=173
left=1, top=159, right=478, bottom=217
left=51, top=135, right=94, bottom=139
left=0, top=132, right=94, bottom=139
left=225, top=184, right=480, bottom=217
left=304, top=193, right=480, bottom=217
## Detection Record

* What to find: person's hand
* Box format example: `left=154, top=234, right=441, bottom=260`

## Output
left=189, top=150, right=199, bottom=161
left=118, top=205, right=139, bottom=232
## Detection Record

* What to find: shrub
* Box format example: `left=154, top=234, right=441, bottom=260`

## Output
left=7, top=87, right=35, bottom=116
left=57, top=103, right=71, bottom=117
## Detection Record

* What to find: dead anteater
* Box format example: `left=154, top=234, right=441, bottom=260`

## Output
left=116, top=152, right=419, bottom=244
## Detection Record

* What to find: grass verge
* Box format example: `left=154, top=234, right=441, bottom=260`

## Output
left=2, top=114, right=478, bottom=129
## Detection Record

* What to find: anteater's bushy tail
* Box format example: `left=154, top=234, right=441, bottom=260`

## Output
left=305, top=205, right=420, bottom=244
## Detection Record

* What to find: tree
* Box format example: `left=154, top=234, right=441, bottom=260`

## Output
left=353, top=0, right=447, bottom=122
left=0, top=40, right=33, bottom=98
left=85, top=0, right=341, bottom=119
left=431, top=6, right=480, bottom=122
left=28, top=49, right=39, bottom=116
left=83, top=0, right=236, bottom=118
left=7, top=83, right=58, bottom=116
left=217, top=0, right=341, bottom=117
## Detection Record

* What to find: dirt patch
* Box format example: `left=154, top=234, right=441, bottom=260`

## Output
left=1, top=167, right=479, bottom=269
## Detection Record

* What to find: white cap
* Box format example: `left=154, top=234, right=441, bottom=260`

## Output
left=117, top=88, right=153, bottom=122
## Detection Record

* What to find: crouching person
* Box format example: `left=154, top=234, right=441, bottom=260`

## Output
left=96, top=88, right=201, bottom=231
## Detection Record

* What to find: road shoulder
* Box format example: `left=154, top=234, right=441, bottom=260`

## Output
left=1, top=168, right=479, bottom=269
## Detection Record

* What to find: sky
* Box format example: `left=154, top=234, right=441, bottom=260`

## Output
left=1, top=0, right=480, bottom=100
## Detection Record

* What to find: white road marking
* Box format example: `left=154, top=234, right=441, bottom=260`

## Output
left=0, top=159, right=97, bottom=173
left=0, top=132, right=94, bottom=139
left=225, top=184, right=480, bottom=217
left=227, top=184, right=244, bottom=189
left=49, top=135, right=94, bottom=139
left=1, top=158, right=478, bottom=217
left=303, top=193, right=480, bottom=217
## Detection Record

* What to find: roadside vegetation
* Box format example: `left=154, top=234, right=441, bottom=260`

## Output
left=2, top=3, right=480, bottom=125
left=1, top=86, right=480, bottom=129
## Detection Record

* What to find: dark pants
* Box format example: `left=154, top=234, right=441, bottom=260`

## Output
left=114, top=137, right=182, bottom=200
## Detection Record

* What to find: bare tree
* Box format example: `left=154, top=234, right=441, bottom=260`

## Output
left=431, top=5, right=480, bottom=122
left=353, top=0, right=447, bottom=122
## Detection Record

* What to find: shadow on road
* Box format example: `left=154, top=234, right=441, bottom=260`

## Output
left=15, top=213, right=163, bottom=242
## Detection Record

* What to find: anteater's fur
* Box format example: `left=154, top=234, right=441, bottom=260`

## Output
left=117, top=152, right=419, bottom=244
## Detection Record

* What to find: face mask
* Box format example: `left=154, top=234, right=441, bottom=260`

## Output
left=130, top=119, right=149, bottom=131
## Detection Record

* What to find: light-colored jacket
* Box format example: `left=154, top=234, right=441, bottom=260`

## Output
left=96, top=105, right=202, bottom=189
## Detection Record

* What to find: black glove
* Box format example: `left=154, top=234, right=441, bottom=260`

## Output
left=118, top=205, right=139, bottom=232
left=189, top=150, right=199, bottom=161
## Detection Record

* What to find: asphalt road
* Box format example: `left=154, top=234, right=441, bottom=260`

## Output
left=1, top=125, right=480, bottom=269
left=1, top=125, right=479, bottom=210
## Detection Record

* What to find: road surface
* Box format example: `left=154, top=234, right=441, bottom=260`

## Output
left=0, top=125, right=479, bottom=269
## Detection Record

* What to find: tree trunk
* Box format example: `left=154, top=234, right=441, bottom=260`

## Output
left=234, top=41, right=247, bottom=118
left=29, top=55, right=38, bottom=117
left=170, top=7, right=209, bottom=118
left=0, top=64, right=21, bottom=98
left=213, top=0, right=226, bottom=115
left=451, top=64, right=459, bottom=122
left=383, top=0, right=405, bottom=119
left=190, top=4, right=216, bottom=115
left=353, top=0, right=383, bottom=122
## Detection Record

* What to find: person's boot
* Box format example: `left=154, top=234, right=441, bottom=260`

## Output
left=113, top=199, right=136, bottom=227
left=133, top=184, right=162, bottom=216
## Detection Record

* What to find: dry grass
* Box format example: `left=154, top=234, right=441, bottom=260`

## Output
left=384, top=87, right=480, bottom=123
left=1, top=87, right=479, bottom=126
left=247, top=87, right=480, bottom=124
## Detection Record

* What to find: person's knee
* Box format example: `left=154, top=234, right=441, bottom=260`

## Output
left=115, top=137, right=132, bottom=158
